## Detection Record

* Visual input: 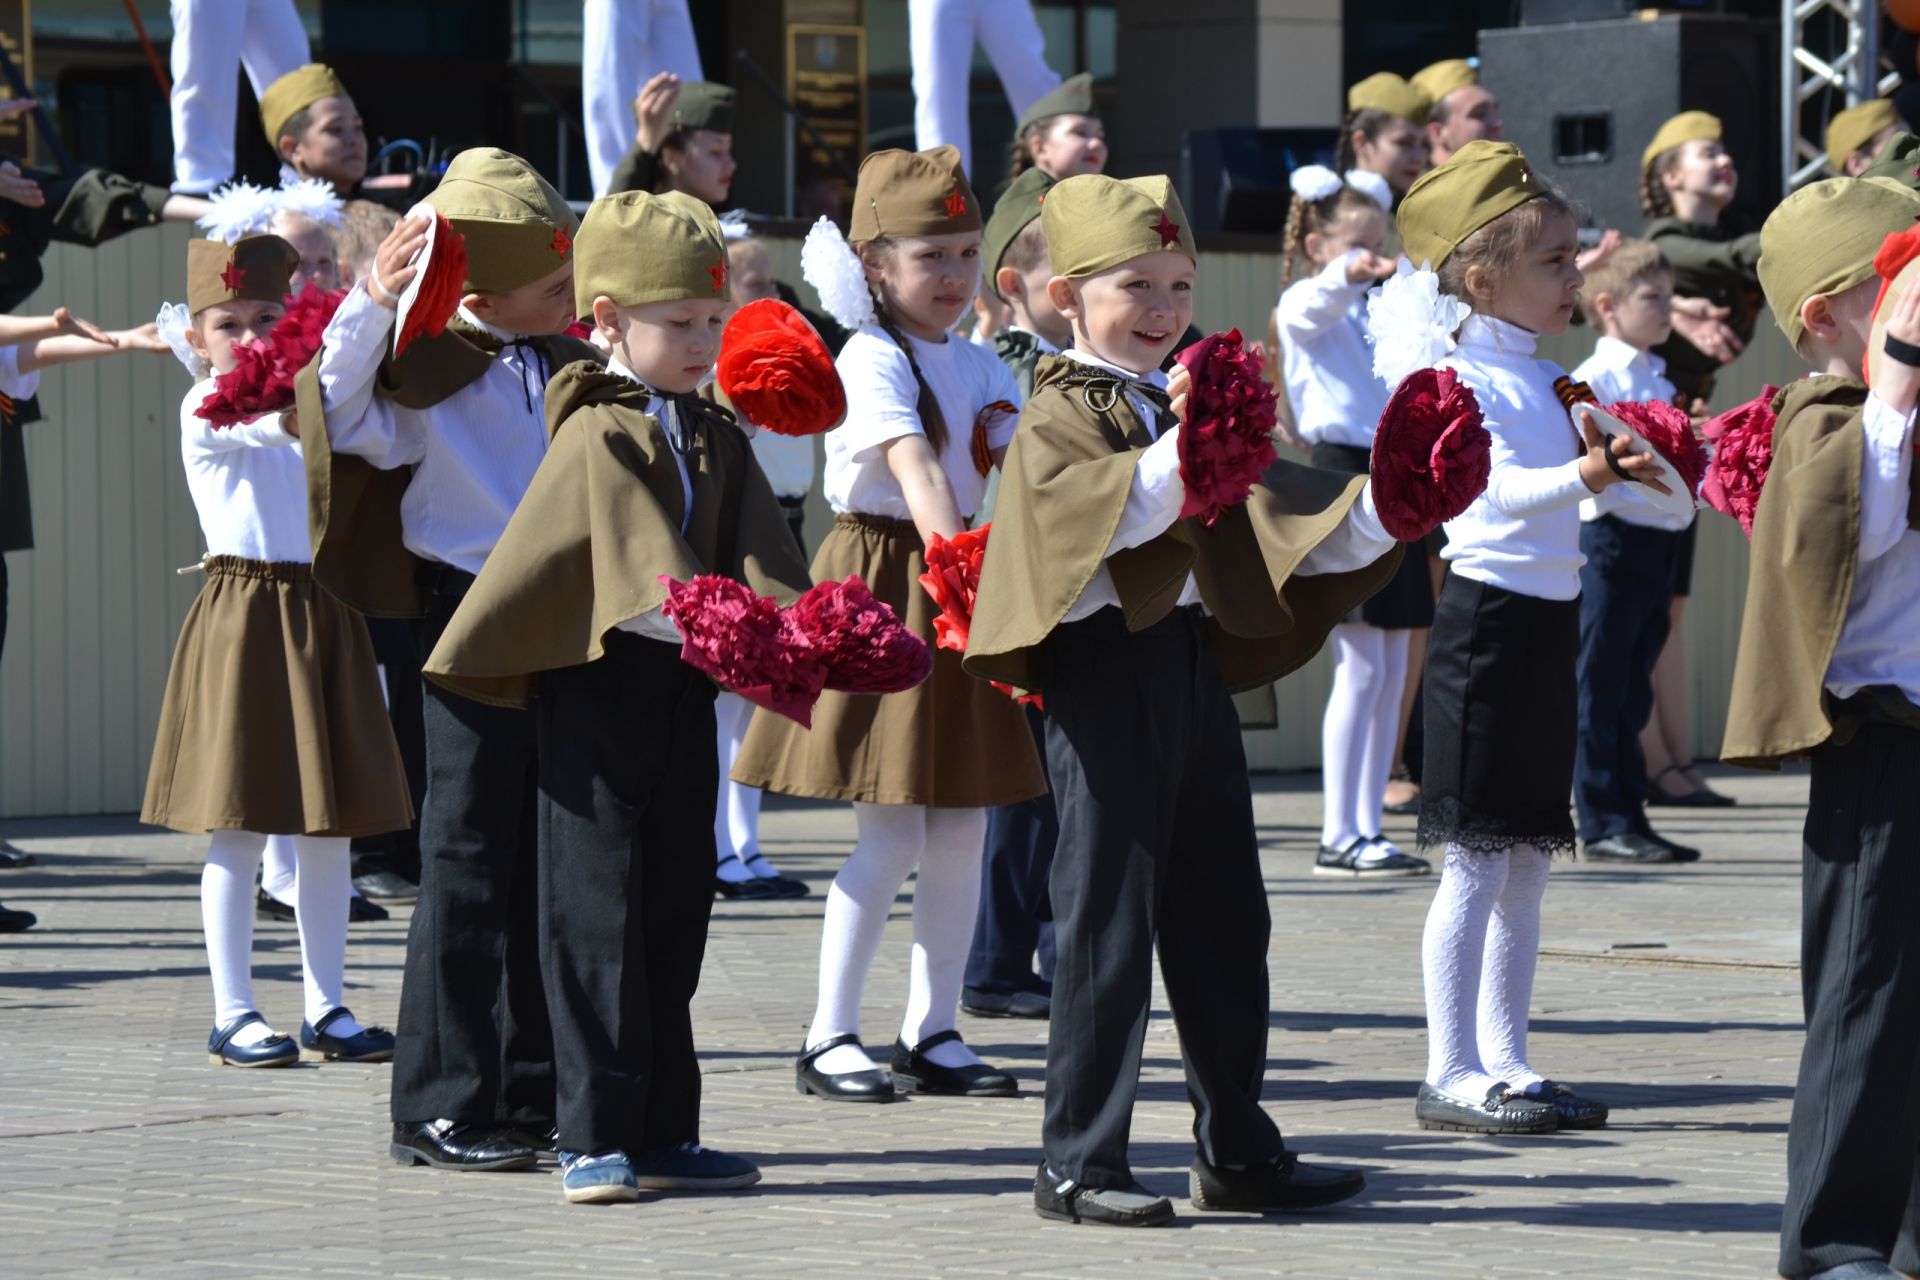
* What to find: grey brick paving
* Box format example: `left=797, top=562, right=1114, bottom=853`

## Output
left=0, top=768, right=1811, bottom=1278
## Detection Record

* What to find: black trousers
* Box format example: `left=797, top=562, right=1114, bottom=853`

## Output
left=0, top=552, right=8, bottom=669
left=350, top=617, right=425, bottom=885
left=389, top=582, right=554, bottom=1129
left=965, top=704, right=1057, bottom=996
left=1573, top=517, right=1678, bottom=843
left=538, top=632, right=718, bottom=1155
left=1042, top=606, right=1284, bottom=1187
left=1779, top=718, right=1920, bottom=1278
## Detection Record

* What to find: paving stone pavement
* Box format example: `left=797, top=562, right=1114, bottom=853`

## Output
left=0, top=767, right=1811, bottom=1278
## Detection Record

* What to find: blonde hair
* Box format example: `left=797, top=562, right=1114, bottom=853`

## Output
left=1577, top=238, right=1670, bottom=325
left=333, top=199, right=399, bottom=287
left=1435, top=190, right=1576, bottom=310
left=859, top=236, right=951, bottom=455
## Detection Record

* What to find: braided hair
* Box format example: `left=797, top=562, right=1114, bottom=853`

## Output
left=1640, top=148, right=1682, bottom=219
left=1281, top=183, right=1383, bottom=290
left=861, top=236, right=951, bottom=456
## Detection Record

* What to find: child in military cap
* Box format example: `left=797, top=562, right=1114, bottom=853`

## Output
left=964, top=173, right=1402, bottom=1227
left=424, top=189, right=809, bottom=1205
left=1341, top=72, right=1431, bottom=201
left=1006, top=73, right=1106, bottom=187
left=260, top=64, right=367, bottom=197
left=608, top=77, right=738, bottom=207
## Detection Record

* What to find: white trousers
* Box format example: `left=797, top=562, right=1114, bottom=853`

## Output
left=582, top=0, right=705, bottom=196
left=909, top=0, right=1061, bottom=176
left=168, top=0, right=311, bottom=194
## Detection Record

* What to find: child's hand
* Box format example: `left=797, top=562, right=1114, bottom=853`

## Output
left=54, top=308, right=115, bottom=346
left=633, top=72, right=683, bottom=154
left=1578, top=410, right=1672, bottom=495
left=1671, top=296, right=1743, bottom=364
left=281, top=408, right=301, bottom=440
left=1575, top=229, right=1622, bottom=275
left=1876, top=274, right=1920, bottom=417
left=1345, top=251, right=1396, bottom=285
left=114, top=322, right=169, bottom=354
left=1686, top=396, right=1711, bottom=428
left=1166, top=362, right=1192, bottom=426
left=369, top=213, right=432, bottom=309
left=0, top=99, right=36, bottom=121
left=0, top=160, right=42, bottom=208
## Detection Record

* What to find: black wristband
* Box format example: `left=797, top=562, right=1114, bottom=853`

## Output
left=1604, top=440, right=1634, bottom=481
left=1885, top=333, right=1920, bottom=368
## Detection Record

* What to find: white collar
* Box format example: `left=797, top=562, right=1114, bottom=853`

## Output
left=1455, top=313, right=1539, bottom=359
left=1062, top=345, right=1170, bottom=390
left=606, top=353, right=668, bottom=408
left=1592, top=334, right=1665, bottom=379
left=456, top=305, right=518, bottom=344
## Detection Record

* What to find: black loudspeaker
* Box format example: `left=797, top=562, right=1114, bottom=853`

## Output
left=1179, top=127, right=1340, bottom=236
left=1479, top=14, right=1780, bottom=236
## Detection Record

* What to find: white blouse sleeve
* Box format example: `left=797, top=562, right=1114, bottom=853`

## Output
left=832, top=333, right=926, bottom=463
left=1858, top=392, right=1916, bottom=564
left=1276, top=253, right=1371, bottom=345
left=0, top=344, right=40, bottom=402
left=315, top=283, right=426, bottom=470
left=180, top=384, right=296, bottom=454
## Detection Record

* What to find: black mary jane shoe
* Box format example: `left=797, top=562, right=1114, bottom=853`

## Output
left=890, top=1030, right=1018, bottom=1097
left=390, top=1119, right=538, bottom=1171
left=299, top=1007, right=396, bottom=1062
left=741, top=854, right=809, bottom=899
left=207, top=1011, right=299, bottom=1068
left=1534, top=1080, right=1609, bottom=1129
left=795, top=1033, right=896, bottom=1103
left=1414, top=1082, right=1557, bottom=1134
left=1189, top=1152, right=1367, bottom=1214
left=715, top=873, right=779, bottom=901
left=255, top=887, right=297, bottom=923
left=1033, top=1163, right=1175, bottom=1228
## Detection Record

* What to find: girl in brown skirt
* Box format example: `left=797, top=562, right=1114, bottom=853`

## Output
left=733, top=147, right=1045, bottom=1101
left=144, top=232, right=413, bottom=1068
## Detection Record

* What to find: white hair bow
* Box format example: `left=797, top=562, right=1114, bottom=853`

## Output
left=1366, top=258, right=1472, bottom=390
left=800, top=216, right=875, bottom=331
left=1344, top=169, right=1393, bottom=213
left=1288, top=164, right=1343, bottom=203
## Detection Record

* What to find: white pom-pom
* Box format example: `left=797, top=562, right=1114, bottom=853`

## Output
left=1289, top=164, right=1343, bottom=203
left=155, top=301, right=208, bottom=379
left=275, top=176, right=344, bottom=228
left=1344, top=169, right=1393, bottom=213
left=1366, top=258, right=1472, bottom=389
left=801, top=216, right=875, bottom=331
left=196, top=181, right=277, bottom=244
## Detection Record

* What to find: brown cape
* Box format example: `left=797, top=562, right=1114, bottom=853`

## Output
left=296, top=319, right=603, bottom=617
left=962, top=355, right=1403, bottom=695
left=421, top=361, right=813, bottom=708
left=1721, top=376, right=1920, bottom=768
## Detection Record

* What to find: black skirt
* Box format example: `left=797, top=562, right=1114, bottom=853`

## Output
left=1416, top=574, right=1578, bottom=854
left=1310, top=442, right=1436, bottom=631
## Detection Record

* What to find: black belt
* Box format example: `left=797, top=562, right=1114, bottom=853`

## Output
left=414, top=561, right=477, bottom=599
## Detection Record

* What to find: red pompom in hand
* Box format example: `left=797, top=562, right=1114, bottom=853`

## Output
left=784, top=575, right=932, bottom=695
left=1369, top=366, right=1492, bottom=541
left=1603, top=399, right=1710, bottom=500
left=394, top=211, right=468, bottom=358
left=1698, top=387, right=1779, bottom=538
left=717, top=298, right=847, bottom=436
left=659, top=574, right=828, bottom=726
left=195, top=285, right=348, bottom=429
left=1173, top=328, right=1279, bottom=527
left=918, top=525, right=1039, bottom=707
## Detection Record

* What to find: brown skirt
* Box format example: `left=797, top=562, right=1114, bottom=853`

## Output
left=731, top=513, right=1047, bottom=808
left=141, top=557, right=415, bottom=838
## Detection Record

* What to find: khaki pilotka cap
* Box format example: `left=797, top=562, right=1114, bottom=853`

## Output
left=1042, top=174, right=1195, bottom=279
left=1395, top=140, right=1542, bottom=270
left=1826, top=99, right=1902, bottom=174
left=1641, top=110, right=1721, bottom=171
left=1859, top=130, right=1920, bottom=191
left=1018, top=73, right=1097, bottom=134
left=1347, top=72, right=1429, bottom=124
left=648, top=80, right=735, bottom=135
left=1411, top=59, right=1477, bottom=106
left=573, top=190, right=731, bottom=314
left=187, top=234, right=300, bottom=316
left=1758, top=175, right=1920, bottom=348
left=426, top=148, right=578, bottom=295
left=982, top=166, right=1056, bottom=299
left=259, top=64, right=351, bottom=144
left=848, top=145, right=982, bottom=244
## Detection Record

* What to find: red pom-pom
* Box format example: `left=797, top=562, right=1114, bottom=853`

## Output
left=1699, top=387, right=1780, bottom=538
left=716, top=298, right=847, bottom=437
left=1369, top=366, right=1492, bottom=541
left=918, top=526, right=1040, bottom=707
left=395, top=212, right=468, bottom=358
left=784, top=575, right=932, bottom=695
left=564, top=317, right=595, bottom=343
left=1602, top=399, right=1710, bottom=500
left=1173, top=328, right=1279, bottom=527
left=194, top=285, right=348, bottom=429
left=659, top=574, right=828, bottom=726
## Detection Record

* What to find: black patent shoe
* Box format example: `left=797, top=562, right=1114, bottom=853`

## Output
left=1534, top=1080, right=1609, bottom=1129
left=256, top=887, right=296, bottom=923
left=715, top=873, right=779, bottom=900
left=961, top=986, right=1051, bottom=1019
left=501, top=1122, right=560, bottom=1153
left=390, top=1119, right=538, bottom=1171
left=890, top=1030, right=1018, bottom=1096
left=795, top=1034, right=895, bottom=1102
left=1033, top=1163, right=1175, bottom=1228
left=1414, top=1082, right=1558, bottom=1134
left=1188, top=1152, right=1367, bottom=1213
left=741, top=854, right=808, bottom=898
left=207, top=1011, right=298, bottom=1068
left=0, top=902, right=35, bottom=933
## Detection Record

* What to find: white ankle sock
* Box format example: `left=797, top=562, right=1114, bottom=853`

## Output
left=1478, top=844, right=1549, bottom=1090
left=204, top=830, right=267, bottom=1027
left=900, top=807, right=988, bottom=1068
left=714, top=854, right=756, bottom=883
left=290, top=836, right=357, bottom=1031
left=226, top=1018, right=277, bottom=1048
left=1320, top=625, right=1409, bottom=848
left=260, top=834, right=298, bottom=907
left=805, top=802, right=926, bottom=1074
left=1422, top=844, right=1510, bottom=1100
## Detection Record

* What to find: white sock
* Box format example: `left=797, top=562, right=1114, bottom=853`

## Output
left=291, top=835, right=362, bottom=1033
left=715, top=854, right=756, bottom=884
left=1478, top=844, right=1549, bottom=1090
left=900, top=807, right=988, bottom=1069
left=204, top=830, right=267, bottom=1028
left=1321, top=624, right=1390, bottom=848
left=260, top=834, right=298, bottom=907
left=806, top=802, right=926, bottom=1075
left=1422, top=844, right=1511, bottom=1100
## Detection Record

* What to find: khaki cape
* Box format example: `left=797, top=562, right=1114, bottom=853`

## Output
left=421, top=361, right=813, bottom=708
left=1721, top=376, right=1920, bottom=769
left=963, top=356, right=1403, bottom=695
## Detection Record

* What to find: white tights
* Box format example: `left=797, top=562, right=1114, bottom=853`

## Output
left=203, top=830, right=356, bottom=1037
left=712, top=692, right=768, bottom=881
left=1320, top=623, right=1411, bottom=849
left=1421, top=842, right=1551, bottom=1100
left=805, top=801, right=987, bottom=1073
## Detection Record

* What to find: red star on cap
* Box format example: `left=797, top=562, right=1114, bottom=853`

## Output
left=549, top=226, right=573, bottom=256
left=221, top=261, right=248, bottom=291
left=1151, top=213, right=1181, bottom=247
left=709, top=261, right=726, bottom=293
left=943, top=184, right=968, bottom=219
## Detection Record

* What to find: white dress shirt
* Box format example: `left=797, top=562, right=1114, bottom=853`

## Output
left=1277, top=251, right=1390, bottom=449
left=1436, top=315, right=1594, bottom=602
left=1572, top=335, right=1695, bottom=532
left=1825, top=392, right=1920, bottom=708
left=315, top=284, right=555, bottom=574
left=177, top=381, right=309, bottom=562
left=0, top=344, right=39, bottom=403
left=607, top=355, right=689, bottom=644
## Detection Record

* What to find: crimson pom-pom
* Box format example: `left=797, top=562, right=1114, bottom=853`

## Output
left=394, top=212, right=468, bottom=358
left=1173, top=328, right=1279, bottom=527
left=716, top=298, right=846, bottom=436
left=784, top=575, right=932, bottom=695
left=564, top=317, right=595, bottom=343
left=1369, top=366, right=1492, bottom=541
left=1699, top=387, right=1780, bottom=538
left=1603, top=399, right=1709, bottom=501
left=917, top=526, right=1040, bottom=707
left=659, top=574, right=828, bottom=726
left=195, top=285, right=347, bottom=429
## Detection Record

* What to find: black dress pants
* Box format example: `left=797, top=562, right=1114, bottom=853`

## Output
left=351, top=617, right=425, bottom=885
left=1041, top=606, right=1285, bottom=1188
left=965, top=704, right=1057, bottom=996
left=538, top=632, right=719, bottom=1156
left=389, top=580, right=554, bottom=1129
left=1779, top=717, right=1920, bottom=1278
